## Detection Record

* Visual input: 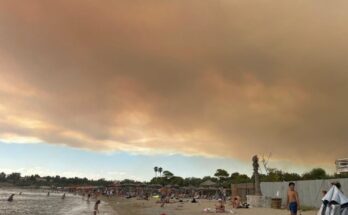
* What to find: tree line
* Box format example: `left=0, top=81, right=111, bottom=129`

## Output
left=0, top=172, right=112, bottom=187
left=149, top=168, right=348, bottom=188
left=1, top=167, right=347, bottom=188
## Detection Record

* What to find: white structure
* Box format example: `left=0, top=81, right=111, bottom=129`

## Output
left=318, top=185, right=348, bottom=215
left=336, top=158, right=348, bottom=174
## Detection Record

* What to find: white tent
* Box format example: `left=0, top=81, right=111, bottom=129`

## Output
left=318, top=185, right=348, bottom=215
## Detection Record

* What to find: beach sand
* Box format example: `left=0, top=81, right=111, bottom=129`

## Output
left=104, top=197, right=316, bottom=215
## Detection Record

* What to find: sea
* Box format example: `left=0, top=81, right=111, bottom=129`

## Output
left=0, top=188, right=116, bottom=215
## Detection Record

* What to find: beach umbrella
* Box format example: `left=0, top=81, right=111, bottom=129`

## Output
left=200, top=179, right=217, bottom=187
left=318, top=186, right=348, bottom=215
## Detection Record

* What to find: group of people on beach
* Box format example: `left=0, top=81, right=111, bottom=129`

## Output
left=156, top=185, right=249, bottom=213
left=5, top=181, right=344, bottom=215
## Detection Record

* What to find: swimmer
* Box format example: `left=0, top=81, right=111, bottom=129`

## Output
left=8, top=194, right=15, bottom=202
left=94, top=200, right=101, bottom=215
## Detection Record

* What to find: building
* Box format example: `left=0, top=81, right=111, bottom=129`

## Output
left=336, top=158, right=348, bottom=173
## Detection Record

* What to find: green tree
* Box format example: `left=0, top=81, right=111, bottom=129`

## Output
left=169, top=176, right=184, bottom=186
left=183, top=177, right=202, bottom=187
left=283, top=172, right=301, bottom=181
left=0, top=172, right=6, bottom=182
left=266, top=169, right=285, bottom=182
left=302, top=168, right=328, bottom=180
left=214, top=169, right=229, bottom=180
left=230, top=172, right=251, bottom=184
left=158, top=167, right=163, bottom=177
left=150, top=176, right=165, bottom=185
left=163, top=170, right=174, bottom=178
left=202, top=176, right=218, bottom=183
left=214, top=169, right=230, bottom=187
left=7, top=172, right=21, bottom=184
left=334, top=172, right=348, bottom=178
left=154, top=167, right=158, bottom=177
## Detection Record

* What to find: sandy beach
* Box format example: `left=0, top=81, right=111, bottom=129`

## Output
left=104, top=197, right=316, bottom=215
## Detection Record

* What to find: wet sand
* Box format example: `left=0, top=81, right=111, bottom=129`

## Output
left=105, top=197, right=316, bottom=215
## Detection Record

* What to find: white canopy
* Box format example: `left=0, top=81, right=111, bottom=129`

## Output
left=318, top=186, right=348, bottom=215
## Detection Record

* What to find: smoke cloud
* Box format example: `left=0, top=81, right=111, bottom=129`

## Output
left=1, top=0, right=348, bottom=165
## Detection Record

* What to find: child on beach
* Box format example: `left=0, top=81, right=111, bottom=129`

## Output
left=287, top=182, right=300, bottom=215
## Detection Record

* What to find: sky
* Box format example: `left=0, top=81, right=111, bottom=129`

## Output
left=0, top=0, right=347, bottom=180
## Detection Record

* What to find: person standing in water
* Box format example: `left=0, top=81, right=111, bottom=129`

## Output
left=61, top=193, right=66, bottom=199
left=47, top=191, right=50, bottom=196
left=287, top=182, right=300, bottom=215
left=81, top=192, right=85, bottom=200
left=93, top=200, right=101, bottom=215
left=7, top=194, right=15, bottom=202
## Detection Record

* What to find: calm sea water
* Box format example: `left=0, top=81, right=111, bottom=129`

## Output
left=0, top=188, right=116, bottom=215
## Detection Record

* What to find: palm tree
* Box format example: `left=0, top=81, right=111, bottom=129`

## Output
left=154, top=167, right=158, bottom=178
left=158, top=167, right=163, bottom=177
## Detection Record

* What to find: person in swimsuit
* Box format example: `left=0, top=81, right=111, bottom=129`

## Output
left=215, top=199, right=225, bottom=213
left=94, top=200, right=101, bottom=215
left=7, top=194, right=15, bottom=202
left=232, top=196, right=241, bottom=208
left=287, top=182, right=300, bottom=215
left=159, top=186, right=168, bottom=207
